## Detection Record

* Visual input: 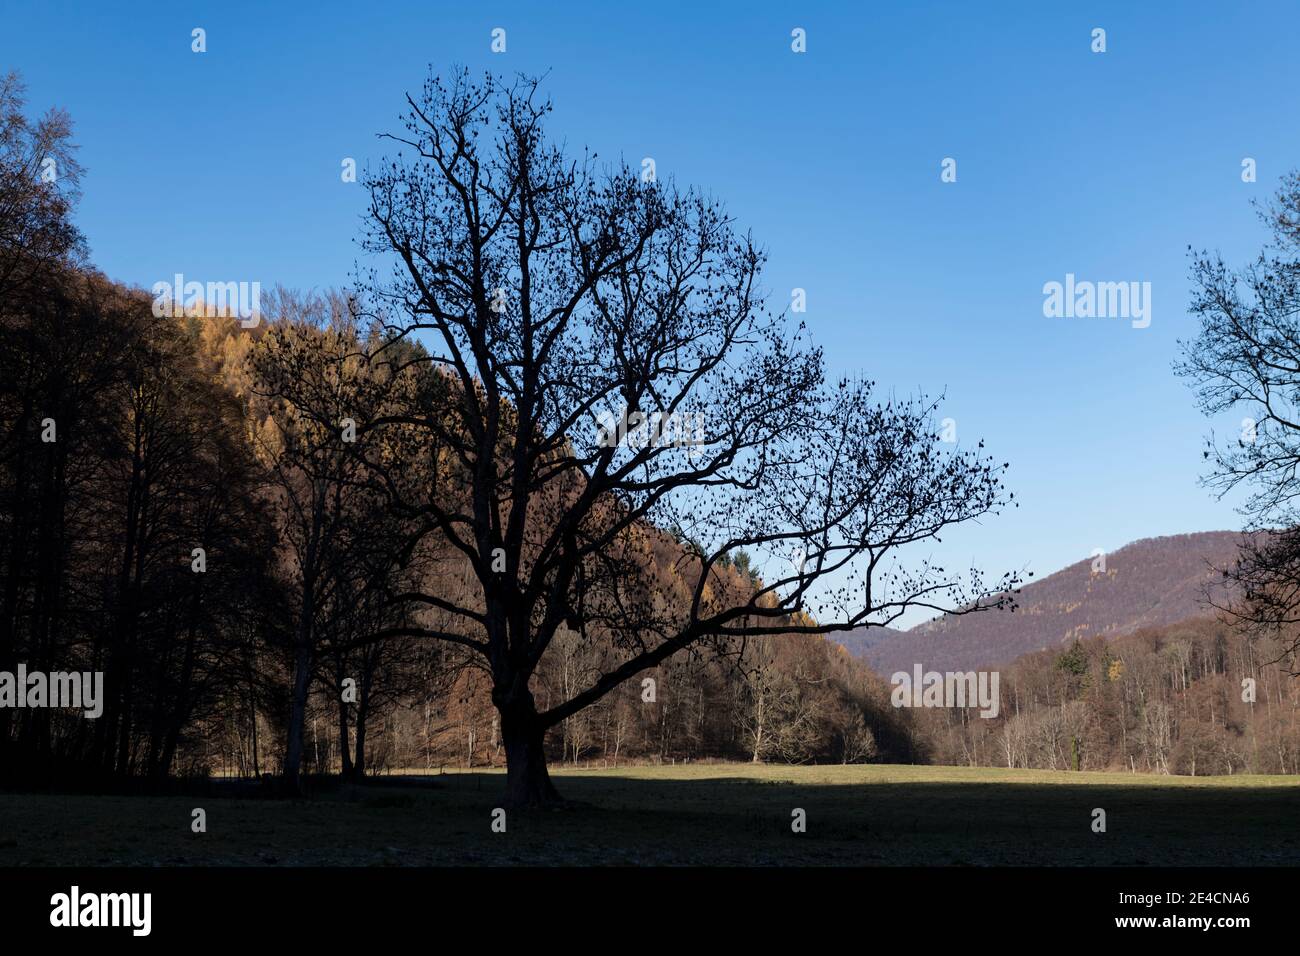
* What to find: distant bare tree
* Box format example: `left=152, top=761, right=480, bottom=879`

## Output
left=0, top=70, right=84, bottom=300
left=1177, top=171, right=1300, bottom=667
left=247, top=289, right=434, bottom=792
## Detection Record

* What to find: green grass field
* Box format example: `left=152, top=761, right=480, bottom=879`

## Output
left=3, top=762, right=1298, bottom=866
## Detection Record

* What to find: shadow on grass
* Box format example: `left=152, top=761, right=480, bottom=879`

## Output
left=0, top=770, right=1296, bottom=866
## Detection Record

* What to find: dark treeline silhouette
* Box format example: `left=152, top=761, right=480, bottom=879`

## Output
left=0, top=72, right=276, bottom=784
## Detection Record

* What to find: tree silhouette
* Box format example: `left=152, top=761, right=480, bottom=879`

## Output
left=356, top=69, right=1019, bottom=806
left=1177, top=170, right=1300, bottom=667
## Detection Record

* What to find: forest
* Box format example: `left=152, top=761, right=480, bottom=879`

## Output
left=911, top=618, right=1300, bottom=776
left=0, top=270, right=915, bottom=783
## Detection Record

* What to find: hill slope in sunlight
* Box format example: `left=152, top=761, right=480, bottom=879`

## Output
left=840, top=531, right=1245, bottom=673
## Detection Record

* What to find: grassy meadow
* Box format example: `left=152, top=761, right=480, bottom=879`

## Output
left=3, top=762, right=1298, bottom=866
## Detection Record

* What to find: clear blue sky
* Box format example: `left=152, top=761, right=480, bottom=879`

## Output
left=5, top=1, right=1298, bottom=619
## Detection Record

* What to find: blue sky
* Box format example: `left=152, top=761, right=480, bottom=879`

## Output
left=4, top=1, right=1298, bottom=620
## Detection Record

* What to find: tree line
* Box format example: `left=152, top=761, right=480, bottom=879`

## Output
left=911, top=617, right=1300, bottom=775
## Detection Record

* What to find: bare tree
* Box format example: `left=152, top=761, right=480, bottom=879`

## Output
left=1176, top=171, right=1300, bottom=667
left=248, top=289, right=432, bottom=791
left=357, top=69, right=1018, bottom=806
left=0, top=70, right=84, bottom=302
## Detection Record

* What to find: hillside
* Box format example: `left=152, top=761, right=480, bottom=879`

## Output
left=840, top=531, right=1247, bottom=673
left=833, top=625, right=906, bottom=660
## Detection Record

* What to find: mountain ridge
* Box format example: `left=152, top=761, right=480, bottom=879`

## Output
left=838, top=530, right=1246, bottom=673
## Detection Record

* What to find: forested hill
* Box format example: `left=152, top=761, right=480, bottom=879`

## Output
left=838, top=531, right=1247, bottom=673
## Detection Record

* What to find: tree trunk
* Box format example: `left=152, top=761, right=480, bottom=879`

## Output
left=353, top=697, right=368, bottom=778
left=283, top=641, right=312, bottom=795
left=249, top=667, right=260, bottom=779
left=499, top=701, right=560, bottom=808
left=338, top=693, right=353, bottom=779
left=155, top=614, right=199, bottom=780
left=0, top=403, right=32, bottom=763
left=284, top=492, right=323, bottom=795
